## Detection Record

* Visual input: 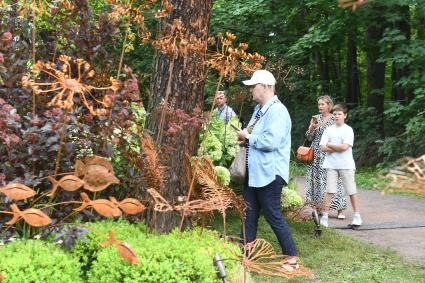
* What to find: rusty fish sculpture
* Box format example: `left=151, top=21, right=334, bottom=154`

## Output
left=109, top=197, right=146, bottom=215
left=47, top=175, right=84, bottom=197
left=73, top=192, right=122, bottom=217
left=0, top=183, right=36, bottom=200
left=100, top=231, right=140, bottom=264
left=5, top=203, right=52, bottom=227
left=75, top=156, right=120, bottom=192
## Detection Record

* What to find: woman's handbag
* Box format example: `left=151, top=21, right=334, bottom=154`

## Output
left=297, top=140, right=314, bottom=162
left=229, top=146, right=246, bottom=184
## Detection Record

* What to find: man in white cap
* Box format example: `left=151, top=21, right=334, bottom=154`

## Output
left=236, top=69, right=298, bottom=267
left=213, top=90, right=237, bottom=124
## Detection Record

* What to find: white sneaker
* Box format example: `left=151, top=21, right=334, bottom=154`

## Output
left=351, top=213, right=362, bottom=226
left=320, top=215, right=329, bottom=227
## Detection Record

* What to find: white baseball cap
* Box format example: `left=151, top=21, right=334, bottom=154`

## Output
left=243, top=70, right=276, bottom=86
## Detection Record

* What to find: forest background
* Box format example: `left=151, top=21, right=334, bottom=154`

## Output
left=1, top=0, right=424, bottom=233
left=129, top=0, right=424, bottom=167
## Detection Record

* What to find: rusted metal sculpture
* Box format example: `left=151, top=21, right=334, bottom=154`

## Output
left=386, top=155, right=425, bottom=194
left=241, top=238, right=312, bottom=278
left=100, top=231, right=140, bottom=265
left=338, top=0, right=372, bottom=10
left=47, top=155, right=120, bottom=196
left=5, top=203, right=52, bottom=227
left=0, top=183, right=36, bottom=200
left=73, top=192, right=122, bottom=217
left=21, top=56, right=120, bottom=116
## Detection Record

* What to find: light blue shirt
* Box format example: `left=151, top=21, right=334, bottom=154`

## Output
left=247, top=95, right=291, bottom=187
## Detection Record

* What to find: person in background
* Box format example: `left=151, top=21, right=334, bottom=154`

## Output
left=214, top=90, right=237, bottom=124
left=305, top=95, right=347, bottom=219
left=319, top=104, right=362, bottom=227
left=236, top=70, right=299, bottom=271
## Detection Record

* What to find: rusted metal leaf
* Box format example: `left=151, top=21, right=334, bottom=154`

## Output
left=74, top=192, right=121, bottom=217
left=5, top=204, right=51, bottom=227
left=241, top=239, right=312, bottom=278
left=100, top=231, right=140, bottom=264
left=0, top=183, right=36, bottom=200
left=110, top=197, right=145, bottom=215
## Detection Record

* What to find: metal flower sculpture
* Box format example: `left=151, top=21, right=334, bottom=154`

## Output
left=22, top=55, right=120, bottom=115
left=152, top=18, right=206, bottom=58
left=206, top=32, right=265, bottom=81
left=107, top=0, right=173, bottom=43
left=386, top=155, right=425, bottom=194
left=241, top=239, right=312, bottom=278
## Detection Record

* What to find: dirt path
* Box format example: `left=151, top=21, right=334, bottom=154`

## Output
left=294, top=177, right=425, bottom=263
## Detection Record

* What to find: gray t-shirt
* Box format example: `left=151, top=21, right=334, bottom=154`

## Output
left=214, top=104, right=237, bottom=124
left=320, top=123, right=356, bottom=170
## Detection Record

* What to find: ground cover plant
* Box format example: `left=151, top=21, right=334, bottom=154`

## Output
left=211, top=211, right=425, bottom=283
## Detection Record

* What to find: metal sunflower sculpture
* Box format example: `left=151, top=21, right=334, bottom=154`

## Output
left=22, top=55, right=120, bottom=116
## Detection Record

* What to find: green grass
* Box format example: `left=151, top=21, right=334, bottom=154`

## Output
left=211, top=212, right=425, bottom=283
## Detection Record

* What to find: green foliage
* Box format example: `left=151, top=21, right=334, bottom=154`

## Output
left=84, top=224, right=240, bottom=283
left=199, top=113, right=240, bottom=167
left=0, top=240, right=82, bottom=283
left=281, top=182, right=303, bottom=209
left=72, top=220, right=147, bottom=273
left=215, top=165, right=231, bottom=186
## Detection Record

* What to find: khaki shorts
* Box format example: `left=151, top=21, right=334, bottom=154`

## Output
left=326, top=169, right=357, bottom=195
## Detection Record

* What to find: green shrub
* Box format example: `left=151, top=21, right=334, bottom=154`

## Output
left=281, top=184, right=303, bottom=209
left=72, top=220, right=147, bottom=273
left=199, top=113, right=241, bottom=167
left=0, top=240, right=82, bottom=283
left=86, top=227, right=240, bottom=283
left=215, top=165, right=231, bottom=186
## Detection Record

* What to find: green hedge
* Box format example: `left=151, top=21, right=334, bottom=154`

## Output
left=0, top=240, right=82, bottom=283
left=78, top=222, right=240, bottom=283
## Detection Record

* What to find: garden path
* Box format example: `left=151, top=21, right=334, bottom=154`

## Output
left=294, top=177, right=425, bottom=263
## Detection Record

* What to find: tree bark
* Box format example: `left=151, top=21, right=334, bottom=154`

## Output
left=147, top=0, right=212, bottom=232
left=346, top=26, right=360, bottom=105
left=391, top=5, right=411, bottom=103
left=365, top=12, right=386, bottom=136
left=314, top=50, right=330, bottom=94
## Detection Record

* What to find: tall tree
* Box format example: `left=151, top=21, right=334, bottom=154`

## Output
left=346, top=25, right=360, bottom=104
left=147, top=0, right=212, bottom=232
left=365, top=5, right=387, bottom=135
left=391, top=5, right=411, bottom=103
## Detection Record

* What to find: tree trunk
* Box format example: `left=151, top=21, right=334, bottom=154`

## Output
left=365, top=13, right=386, bottom=136
left=146, top=0, right=212, bottom=232
left=346, top=26, right=360, bottom=105
left=391, top=5, right=411, bottom=103
left=314, top=50, right=330, bottom=94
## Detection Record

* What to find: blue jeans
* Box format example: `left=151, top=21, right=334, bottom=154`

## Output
left=242, top=175, right=297, bottom=256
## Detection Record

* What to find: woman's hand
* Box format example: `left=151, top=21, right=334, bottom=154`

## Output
left=236, top=128, right=250, bottom=145
left=308, top=116, right=319, bottom=132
